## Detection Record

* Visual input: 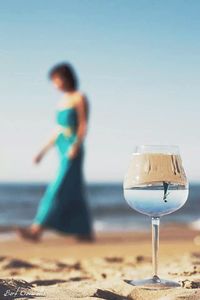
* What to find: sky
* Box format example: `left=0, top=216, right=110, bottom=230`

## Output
left=1, top=0, right=200, bottom=183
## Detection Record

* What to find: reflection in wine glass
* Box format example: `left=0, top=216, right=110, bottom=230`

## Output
left=123, top=145, right=189, bottom=288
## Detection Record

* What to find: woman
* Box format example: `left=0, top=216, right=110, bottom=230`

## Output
left=19, top=63, right=93, bottom=241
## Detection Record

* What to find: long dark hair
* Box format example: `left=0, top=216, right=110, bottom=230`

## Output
left=49, top=63, right=78, bottom=91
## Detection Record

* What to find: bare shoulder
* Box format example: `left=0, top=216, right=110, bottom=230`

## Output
left=73, top=92, right=89, bottom=119
left=73, top=92, right=88, bottom=109
left=73, top=91, right=86, bottom=105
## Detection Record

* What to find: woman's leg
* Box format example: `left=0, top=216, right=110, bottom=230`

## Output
left=17, top=158, right=70, bottom=241
left=34, top=158, right=70, bottom=226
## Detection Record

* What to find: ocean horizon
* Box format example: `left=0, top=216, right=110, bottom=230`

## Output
left=0, top=181, right=198, bottom=233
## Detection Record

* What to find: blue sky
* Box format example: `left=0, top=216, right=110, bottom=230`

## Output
left=1, top=0, right=200, bottom=182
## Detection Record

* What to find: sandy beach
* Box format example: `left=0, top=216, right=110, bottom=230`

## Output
left=0, top=225, right=199, bottom=299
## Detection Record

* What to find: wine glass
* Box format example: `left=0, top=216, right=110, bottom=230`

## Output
left=123, top=145, right=189, bottom=288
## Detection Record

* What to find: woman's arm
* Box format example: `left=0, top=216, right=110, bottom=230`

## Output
left=33, top=129, right=58, bottom=164
left=68, top=95, right=88, bottom=159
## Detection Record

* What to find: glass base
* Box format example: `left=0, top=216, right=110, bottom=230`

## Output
left=125, top=275, right=181, bottom=289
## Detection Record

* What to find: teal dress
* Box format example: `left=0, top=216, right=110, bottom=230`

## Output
left=34, top=107, right=92, bottom=236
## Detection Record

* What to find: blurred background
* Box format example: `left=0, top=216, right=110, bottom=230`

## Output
left=1, top=0, right=200, bottom=232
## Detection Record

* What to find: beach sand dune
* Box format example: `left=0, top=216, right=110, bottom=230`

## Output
left=0, top=226, right=199, bottom=299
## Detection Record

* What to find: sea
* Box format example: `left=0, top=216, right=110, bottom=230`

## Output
left=0, top=182, right=199, bottom=232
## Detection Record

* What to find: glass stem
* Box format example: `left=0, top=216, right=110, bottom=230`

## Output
left=152, top=217, right=160, bottom=282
